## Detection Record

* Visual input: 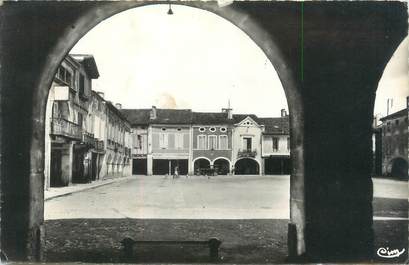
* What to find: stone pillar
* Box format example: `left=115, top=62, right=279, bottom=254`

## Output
left=147, top=154, right=153, bottom=176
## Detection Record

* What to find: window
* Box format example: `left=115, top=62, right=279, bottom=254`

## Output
left=395, top=119, right=399, bottom=125
left=219, top=135, right=228, bottom=150
left=243, top=137, right=252, bottom=151
left=79, top=74, right=85, bottom=97
left=273, top=137, right=279, bottom=151
left=209, top=127, right=216, bottom=132
left=175, top=133, right=183, bottom=149
left=159, top=133, right=168, bottom=149
left=220, top=127, right=227, bottom=132
left=208, top=135, right=217, bottom=150
left=199, top=127, right=206, bottom=132
left=77, top=112, right=83, bottom=128
left=56, top=66, right=73, bottom=87
left=287, top=137, right=290, bottom=150
left=387, top=122, right=391, bottom=132
left=243, top=121, right=252, bottom=126
left=136, top=135, right=142, bottom=149
left=198, top=135, right=207, bottom=149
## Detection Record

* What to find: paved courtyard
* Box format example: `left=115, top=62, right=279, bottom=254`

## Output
left=45, top=175, right=407, bottom=220
left=45, top=175, right=291, bottom=219
left=44, top=175, right=408, bottom=263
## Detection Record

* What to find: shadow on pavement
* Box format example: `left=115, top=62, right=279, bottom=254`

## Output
left=373, top=197, right=408, bottom=218
left=45, top=219, right=289, bottom=263
left=45, top=218, right=408, bottom=263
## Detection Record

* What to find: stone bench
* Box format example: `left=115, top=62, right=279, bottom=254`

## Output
left=120, top=237, right=222, bottom=261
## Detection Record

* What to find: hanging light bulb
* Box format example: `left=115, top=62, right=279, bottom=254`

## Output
left=167, top=2, right=173, bottom=15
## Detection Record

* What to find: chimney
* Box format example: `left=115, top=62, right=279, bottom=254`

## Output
left=222, top=99, right=233, bottom=119
left=115, top=103, right=122, bottom=110
left=150, top=106, right=157, bottom=120
left=281, top=109, right=287, bottom=117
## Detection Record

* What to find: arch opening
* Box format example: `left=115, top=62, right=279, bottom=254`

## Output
left=234, top=158, right=260, bottom=175
left=194, top=158, right=211, bottom=175
left=213, top=158, right=230, bottom=175
left=31, top=2, right=300, bottom=263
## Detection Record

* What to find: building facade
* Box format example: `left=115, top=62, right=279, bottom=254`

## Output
left=45, top=54, right=133, bottom=189
left=379, top=108, right=408, bottom=179
left=192, top=111, right=233, bottom=175
left=45, top=55, right=99, bottom=188
left=121, top=106, right=290, bottom=176
left=260, top=109, right=291, bottom=175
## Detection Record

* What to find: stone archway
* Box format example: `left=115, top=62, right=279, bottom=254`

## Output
left=389, top=157, right=408, bottom=179
left=234, top=158, right=260, bottom=175
left=213, top=158, right=230, bottom=175
left=194, top=158, right=211, bottom=175
left=1, top=1, right=407, bottom=262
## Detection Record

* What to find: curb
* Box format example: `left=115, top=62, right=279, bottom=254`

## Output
left=45, top=177, right=133, bottom=201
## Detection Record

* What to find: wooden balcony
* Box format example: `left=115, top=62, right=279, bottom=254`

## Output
left=50, top=118, right=81, bottom=140
left=82, top=131, right=95, bottom=147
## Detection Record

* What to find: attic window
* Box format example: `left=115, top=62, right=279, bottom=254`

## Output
left=220, top=127, right=227, bottom=132
left=244, top=121, right=252, bottom=126
left=177, top=128, right=182, bottom=131
left=199, top=127, right=206, bottom=132
left=209, top=127, right=216, bottom=132
left=161, top=128, right=166, bottom=131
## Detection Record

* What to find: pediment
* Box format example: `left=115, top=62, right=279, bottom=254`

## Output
left=237, top=116, right=260, bottom=127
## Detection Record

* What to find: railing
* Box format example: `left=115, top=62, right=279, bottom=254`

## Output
left=82, top=131, right=95, bottom=147
left=133, top=147, right=147, bottom=155
left=51, top=118, right=82, bottom=140
left=237, top=149, right=257, bottom=158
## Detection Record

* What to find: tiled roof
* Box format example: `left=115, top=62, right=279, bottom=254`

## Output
left=379, top=108, right=407, bottom=122
left=105, top=102, right=129, bottom=123
left=70, top=54, right=99, bottom=79
left=120, top=109, right=192, bottom=125
left=192, top=112, right=233, bottom=125
left=258, top=117, right=289, bottom=134
left=154, top=109, right=192, bottom=124
left=120, top=108, right=289, bottom=133
left=232, top=114, right=260, bottom=124
left=120, top=109, right=151, bottom=125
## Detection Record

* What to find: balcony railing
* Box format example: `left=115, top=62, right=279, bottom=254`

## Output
left=237, top=149, right=257, bottom=158
left=82, top=131, right=95, bottom=147
left=51, top=118, right=82, bottom=140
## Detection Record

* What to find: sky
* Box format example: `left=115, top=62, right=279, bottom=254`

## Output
left=71, top=4, right=408, bottom=118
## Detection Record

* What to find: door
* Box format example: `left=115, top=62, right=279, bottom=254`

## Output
left=50, top=149, right=62, bottom=187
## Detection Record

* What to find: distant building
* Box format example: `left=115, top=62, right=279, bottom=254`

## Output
left=379, top=108, right=408, bottom=179
left=104, top=101, right=132, bottom=178
left=120, top=109, right=150, bottom=175
left=260, top=109, right=291, bottom=175
left=191, top=110, right=233, bottom=175
left=121, top=107, right=290, bottom=176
